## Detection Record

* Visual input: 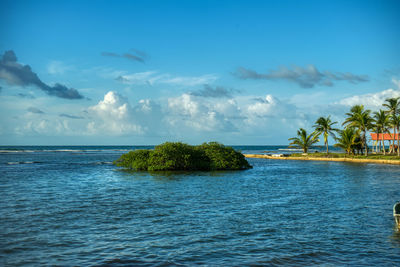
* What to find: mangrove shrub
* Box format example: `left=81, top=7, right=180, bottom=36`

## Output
left=114, top=142, right=252, bottom=171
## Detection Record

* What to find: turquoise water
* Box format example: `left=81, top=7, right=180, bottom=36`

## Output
left=1, top=146, right=400, bottom=266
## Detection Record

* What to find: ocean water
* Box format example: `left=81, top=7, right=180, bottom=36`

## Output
left=1, top=146, right=400, bottom=266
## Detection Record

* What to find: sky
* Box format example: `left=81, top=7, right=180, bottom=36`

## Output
left=1, top=0, right=400, bottom=145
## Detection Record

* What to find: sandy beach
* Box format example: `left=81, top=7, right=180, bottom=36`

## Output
left=244, top=154, right=400, bottom=165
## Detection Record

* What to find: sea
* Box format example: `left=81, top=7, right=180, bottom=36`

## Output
left=1, top=145, right=400, bottom=266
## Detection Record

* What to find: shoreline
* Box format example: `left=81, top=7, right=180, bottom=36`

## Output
left=244, top=154, right=400, bottom=165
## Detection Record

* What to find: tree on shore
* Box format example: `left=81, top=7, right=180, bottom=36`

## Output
left=343, top=105, right=373, bottom=156
left=383, top=97, right=400, bottom=156
left=373, top=110, right=390, bottom=155
left=390, top=114, right=400, bottom=156
left=334, top=127, right=359, bottom=155
left=286, top=94, right=400, bottom=157
left=288, top=128, right=319, bottom=154
left=313, top=116, right=339, bottom=154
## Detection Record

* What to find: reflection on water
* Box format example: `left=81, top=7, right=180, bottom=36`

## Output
left=391, top=227, right=400, bottom=249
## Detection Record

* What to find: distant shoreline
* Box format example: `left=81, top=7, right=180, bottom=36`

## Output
left=244, top=154, right=400, bottom=165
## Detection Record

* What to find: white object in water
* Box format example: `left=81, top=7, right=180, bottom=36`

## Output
left=394, top=202, right=400, bottom=227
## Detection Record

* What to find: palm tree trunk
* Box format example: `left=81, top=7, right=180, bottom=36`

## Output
left=378, top=131, right=382, bottom=153
left=382, top=133, right=386, bottom=155
left=364, top=131, right=368, bottom=156
left=393, top=126, right=396, bottom=154
left=396, top=127, right=400, bottom=157
left=394, top=127, right=398, bottom=155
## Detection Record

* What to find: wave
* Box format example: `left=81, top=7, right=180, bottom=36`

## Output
left=6, top=161, right=113, bottom=166
left=93, top=161, right=113, bottom=165
left=6, top=161, right=42, bottom=165
left=0, top=150, right=36, bottom=153
left=42, top=149, right=132, bottom=153
left=0, top=149, right=132, bottom=153
left=278, top=148, right=318, bottom=152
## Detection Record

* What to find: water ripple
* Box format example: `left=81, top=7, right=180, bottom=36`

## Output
left=1, top=154, right=400, bottom=266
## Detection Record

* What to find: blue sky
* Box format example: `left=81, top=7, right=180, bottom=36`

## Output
left=1, top=0, right=399, bottom=145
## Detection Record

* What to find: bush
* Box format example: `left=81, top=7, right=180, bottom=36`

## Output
left=113, top=142, right=252, bottom=171
left=148, top=142, right=211, bottom=171
left=113, top=149, right=151, bottom=170
left=199, top=142, right=252, bottom=170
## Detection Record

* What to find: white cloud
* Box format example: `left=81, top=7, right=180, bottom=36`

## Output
left=116, top=71, right=218, bottom=86
left=89, top=91, right=130, bottom=119
left=247, top=95, right=279, bottom=117
left=167, top=93, right=237, bottom=132
left=15, top=119, right=72, bottom=135
left=162, top=74, right=218, bottom=86
left=336, top=78, right=400, bottom=110
left=165, top=92, right=307, bottom=138
left=239, top=94, right=309, bottom=139
left=47, top=61, right=72, bottom=75
left=392, top=78, right=400, bottom=90
left=214, top=99, right=243, bottom=118
left=116, top=71, right=158, bottom=85
left=336, top=88, right=400, bottom=110
left=245, top=94, right=303, bottom=120
left=8, top=77, right=400, bottom=144
left=87, top=91, right=144, bottom=135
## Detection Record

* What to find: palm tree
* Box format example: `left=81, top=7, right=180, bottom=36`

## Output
left=313, top=116, right=339, bottom=154
left=342, top=105, right=373, bottom=156
left=288, top=128, right=319, bottom=154
left=373, top=110, right=390, bottom=154
left=344, top=105, right=364, bottom=120
left=383, top=97, right=400, bottom=155
left=334, top=127, right=359, bottom=155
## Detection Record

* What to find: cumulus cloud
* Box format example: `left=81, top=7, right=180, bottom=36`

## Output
left=189, top=84, right=239, bottom=98
left=0, top=50, right=84, bottom=99
left=167, top=93, right=238, bottom=132
left=15, top=119, right=72, bottom=136
left=161, top=92, right=305, bottom=136
left=87, top=91, right=145, bottom=135
left=245, top=94, right=303, bottom=120
left=27, top=107, right=44, bottom=114
left=234, top=65, right=369, bottom=88
left=247, top=95, right=280, bottom=117
left=213, top=99, right=244, bottom=119
left=101, top=49, right=148, bottom=63
left=5, top=87, right=314, bottom=143
left=336, top=88, right=400, bottom=110
left=116, top=71, right=218, bottom=86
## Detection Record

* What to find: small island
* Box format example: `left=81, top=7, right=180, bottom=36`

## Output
left=114, top=142, right=252, bottom=171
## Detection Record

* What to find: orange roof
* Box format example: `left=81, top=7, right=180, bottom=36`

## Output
left=370, top=133, right=400, bottom=140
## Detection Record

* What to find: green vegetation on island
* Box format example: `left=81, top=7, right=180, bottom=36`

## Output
left=288, top=97, right=400, bottom=158
left=114, top=142, right=252, bottom=171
